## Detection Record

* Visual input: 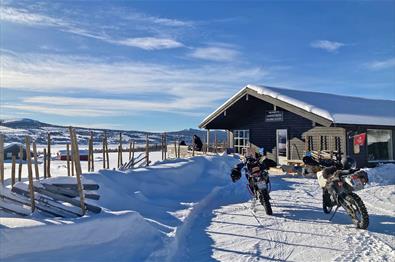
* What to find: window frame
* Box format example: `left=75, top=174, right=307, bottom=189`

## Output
left=233, top=129, right=250, bottom=154
left=367, top=129, right=394, bottom=162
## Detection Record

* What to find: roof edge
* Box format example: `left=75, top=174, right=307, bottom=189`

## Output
left=199, top=84, right=334, bottom=129
left=198, top=86, right=249, bottom=128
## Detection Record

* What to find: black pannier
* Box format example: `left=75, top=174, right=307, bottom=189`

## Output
left=230, top=168, right=242, bottom=182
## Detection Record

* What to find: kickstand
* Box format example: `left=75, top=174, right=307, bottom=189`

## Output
left=250, top=198, right=256, bottom=211
left=329, top=206, right=340, bottom=221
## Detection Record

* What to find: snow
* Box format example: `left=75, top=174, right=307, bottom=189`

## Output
left=201, top=85, right=395, bottom=126
left=1, top=157, right=394, bottom=261
left=249, top=84, right=395, bottom=126
left=364, top=163, right=395, bottom=186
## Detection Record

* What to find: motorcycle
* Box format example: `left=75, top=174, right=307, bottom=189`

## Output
left=231, top=156, right=276, bottom=215
left=304, top=155, right=369, bottom=229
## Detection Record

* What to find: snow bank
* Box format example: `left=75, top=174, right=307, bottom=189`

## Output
left=0, top=211, right=163, bottom=261
left=365, top=163, right=395, bottom=186
left=0, top=155, right=242, bottom=261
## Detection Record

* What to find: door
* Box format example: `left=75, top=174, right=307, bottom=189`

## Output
left=276, top=129, right=288, bottom=165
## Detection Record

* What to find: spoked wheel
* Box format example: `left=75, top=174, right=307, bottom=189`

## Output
left=259, top=190, right=273, bottom=215
left=323, top=189, right=333, bottom=214
left=344, top=193, right=369, bottom=229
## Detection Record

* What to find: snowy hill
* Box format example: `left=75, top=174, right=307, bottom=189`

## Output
left=0, top=118, right=226, bottom=146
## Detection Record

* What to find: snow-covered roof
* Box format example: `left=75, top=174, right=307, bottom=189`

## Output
left=4, top=142, right=25, bottom=150
left=58, top=149, right=89, bottom=155
left=200, top=84, right=395, bottom=127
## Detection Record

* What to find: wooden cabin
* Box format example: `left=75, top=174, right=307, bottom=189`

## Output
left=57, top=149, right=89, bottom=161
left=199, top=85, right=395, bottom=168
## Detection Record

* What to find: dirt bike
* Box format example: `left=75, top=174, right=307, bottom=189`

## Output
left=304, top=156, right=369, bottom=229
left=231, top=156, right=276, bottom=215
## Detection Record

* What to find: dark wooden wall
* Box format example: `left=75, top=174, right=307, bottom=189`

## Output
left=218, top=95, right=315, bottom=161
left=204, top=94, right=395, bottom=167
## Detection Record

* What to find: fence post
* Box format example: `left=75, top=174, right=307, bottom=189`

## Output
left=47, top=133, right=51, bottom=178
left=18, top=144, right=23, bottom=182
left=0, top=134, right=3, bottom=185
left=119, top=132, right=123, bottom=167
left=105, top=134, right=109, bottom=169
left=43, top=148, right=47, bottom=179
left=90, top=132, right=94, bottom=172
left=146, top=134, right=149, bottom=166
left=66, top=143, right=71, bottom=176
left=129, top=141, right=132, bottom=160
left=88, top=137, right=91, bottom=172
left=32, top=141, right=39, bottom=180
left=206, top=129, right=210, bottom=154
left=164, top=133, right=167, bottom=160
left=102, top=135, right=106, bottom=169
left=25, top=136, right=35, bottom=212
left=192, top=135, right=195, bottom=157
left=131, top=140, right=135, bottom=164
left=69, top=127, right=86, bottom=215
left=71, top=148, right=75, bottom=177
left=11, top=155, right=16, bottom=187
left=161, top=134, right=164, bottom=161
left=177, top=140, right=180, bottom=158
left=174, top=140, right=177, bottom=159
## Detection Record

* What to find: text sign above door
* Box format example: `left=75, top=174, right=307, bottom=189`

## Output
left=265, top=110, right=283, bottom=122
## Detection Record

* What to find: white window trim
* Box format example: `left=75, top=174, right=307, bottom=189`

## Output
left=233, top=129, right=250, bottom=154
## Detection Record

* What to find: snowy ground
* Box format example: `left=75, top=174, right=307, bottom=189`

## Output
left=0, top=156, right=394, bottom=261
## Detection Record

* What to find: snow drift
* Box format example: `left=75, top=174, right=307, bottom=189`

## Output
left=0, top=155, right=244, bottom=261
left=365, top=163, right=395, bottom=186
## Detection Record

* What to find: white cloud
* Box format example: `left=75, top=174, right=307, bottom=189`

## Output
left=189, top=46, right=240, bottom=62
left=125, top=12, right=194, bottom=27
left=0, top=6, right=184, bottom=50
left=365, top=58, right=395, bottom=70
left=2, top=104, right=113, bottom=117
left=1, top=51, right=267, bottom=93
left=13, top=95, right=209, bottom=117
left=114, top=37, right=183, bottom=50
left=310, top=40, right=345, bottom=53
left=0, top=6, right=64, bottom=27
left=1, top=51, right=269, bottom=117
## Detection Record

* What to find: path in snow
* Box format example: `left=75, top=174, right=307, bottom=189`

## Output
left=181, top=175, right=395, bottom=261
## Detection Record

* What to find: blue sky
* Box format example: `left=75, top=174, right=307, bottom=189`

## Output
left=1, top=0, right=394, bottom=131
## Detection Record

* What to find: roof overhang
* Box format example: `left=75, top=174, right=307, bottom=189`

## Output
left=199, top=85, right=333, bottom=129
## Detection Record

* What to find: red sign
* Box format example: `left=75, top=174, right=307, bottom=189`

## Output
left=354, top=133, right=366, bottom=146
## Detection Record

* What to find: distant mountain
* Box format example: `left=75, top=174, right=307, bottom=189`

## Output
left=0, top=118, right=226, bottom=146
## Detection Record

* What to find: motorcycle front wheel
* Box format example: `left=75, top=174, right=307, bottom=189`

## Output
left=344, top=193, right=369, bottom=229
left=259, top=190, right=273, bottom=215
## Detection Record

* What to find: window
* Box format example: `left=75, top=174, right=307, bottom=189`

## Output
left=307, top=136, right=313, bottom=151
left=320, top=136, right=328, bottom=151
left=233, top=129, right=250, bottom=154
left=367, top=129, right=393, bottom=161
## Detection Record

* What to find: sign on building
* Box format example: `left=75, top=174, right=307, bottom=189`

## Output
left=265, top=110, right=283, bottom=122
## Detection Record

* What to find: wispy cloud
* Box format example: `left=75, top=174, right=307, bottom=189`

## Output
left=310, top=40, right=345, bottom=53
left=124, top=12, right=194, bottom=27
left=189, top=45, right=240, bottom=62
left=365, top=57, right=395, bottom=70
left=2, top=104, right=114, bottom=117
left=1, top=50, right=269, bottom=117
left=1, top=50, right=266, bottom=93
left=113, top=37, right=183, bottom=50
left=9, top=95, right=209, bottom=117
left=0, top=6, right=64, bottom=27
left=0, top=6, right=184, bottom=50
